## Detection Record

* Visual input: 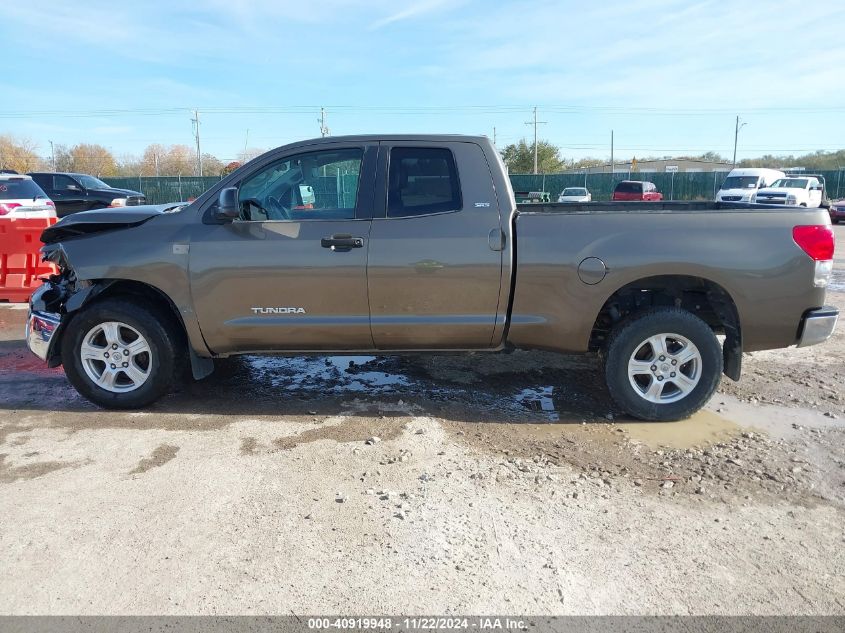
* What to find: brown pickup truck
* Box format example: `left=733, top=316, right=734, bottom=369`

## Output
left=25, top=135, right=838, bottom=421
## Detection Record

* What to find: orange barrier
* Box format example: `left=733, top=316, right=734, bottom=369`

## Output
left=0, top=217, right=58, bottom=303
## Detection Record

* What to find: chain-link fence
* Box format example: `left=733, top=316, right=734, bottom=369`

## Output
left=105, top=170, right=845, bottom=206
left=511, top=170, right=844, bottom=202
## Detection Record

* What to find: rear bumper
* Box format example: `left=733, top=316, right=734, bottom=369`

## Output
left=797, top=306, right=839, bottom=348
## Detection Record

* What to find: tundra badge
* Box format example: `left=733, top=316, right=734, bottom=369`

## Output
left=251, top=307, right=307, bottom=314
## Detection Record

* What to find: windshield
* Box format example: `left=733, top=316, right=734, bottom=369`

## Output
left=721, top=176, right=759, bottom=190
left=0, top=178, right=48, bottom=200
left=769, top=178, right=809, bottom=189
left=562, top=188, right=587, bottom=196
left=76, top=175, right=111, bottom=189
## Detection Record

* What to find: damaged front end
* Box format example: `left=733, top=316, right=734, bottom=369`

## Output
left=26, top=205, right=168, bottom=365
left=26, top=244, right=105, bottom=365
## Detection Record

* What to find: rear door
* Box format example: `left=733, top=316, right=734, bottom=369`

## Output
left=366, top=141, right=504, bottom=349
left=189, top=143, right=377, bottom=353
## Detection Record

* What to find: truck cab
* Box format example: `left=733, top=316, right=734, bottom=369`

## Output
left=756, top=176, right=824, bottom=207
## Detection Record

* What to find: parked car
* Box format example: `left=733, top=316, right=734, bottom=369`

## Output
left=27, top=172, right=145, bottom=217
left=755, top=176, right=824, bottom=208
left=26, top=135, right=837, bottom=422
left=612, top=180, right=663, bottom=201
left=829, top=200, right=845, bottom=224
left=716, top=168, right=784, bottom=202
left=0, top=174, right=56, bottom=219
left=558, top=187, right=592, bottom=203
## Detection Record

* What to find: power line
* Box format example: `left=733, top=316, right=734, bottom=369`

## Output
left=319, top=107, right=330, bottom=137
left=2, top=103, right=845, bottom=120
left=524, top=106, right=546, bottom=174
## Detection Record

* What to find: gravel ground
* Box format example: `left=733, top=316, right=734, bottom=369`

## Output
left=0, top=224, right=843, bottom=615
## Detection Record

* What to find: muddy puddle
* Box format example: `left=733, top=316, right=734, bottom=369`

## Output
left=618, top=410, right=740, bottom=449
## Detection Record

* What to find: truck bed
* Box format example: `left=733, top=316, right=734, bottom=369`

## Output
left=507, top=203, right=831, bottom=354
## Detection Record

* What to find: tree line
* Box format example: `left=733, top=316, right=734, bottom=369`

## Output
left=0, top=134, right=267, bottom=177
left=1, top=133, right=843, bottom=177
left=500, top=140, right=845, bottom=174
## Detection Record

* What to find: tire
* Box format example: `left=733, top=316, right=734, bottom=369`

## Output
left=603, top=307, right=722, bottom=421
left=60, top=297, right=185, bottom=409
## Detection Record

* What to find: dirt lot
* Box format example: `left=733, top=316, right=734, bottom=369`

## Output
left=0, top=224, right=843, bottom=615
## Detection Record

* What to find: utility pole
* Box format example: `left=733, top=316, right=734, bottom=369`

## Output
left=524, top=106, right=546, bottom=174
left=319, top=107, right=330, bottom=137
left=154, top=151, right=159, bottom=177
left=243, top=128, right=249, bottom=161
left=610, top=130, right=614, bottom=175
left=191, top=110, right=203, bottom=177
left=732, top=115, right=747, bottom=168
left=492, top=126, right=497, bottom=146
left=49, top=140, right=56, bottom=171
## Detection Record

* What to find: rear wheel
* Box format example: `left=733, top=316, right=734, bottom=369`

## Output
left=604, top=308, right=722, bottom=421
left=61, top=298, right=184, bottom=409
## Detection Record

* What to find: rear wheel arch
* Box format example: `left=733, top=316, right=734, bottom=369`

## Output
left=588, top=274, right=742, bottom=380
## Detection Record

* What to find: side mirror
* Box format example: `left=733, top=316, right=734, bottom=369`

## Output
left=215, top=187, right=240, bottom=221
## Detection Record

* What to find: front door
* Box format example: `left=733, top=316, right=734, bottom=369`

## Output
left=367, top=141, right=505, bottom=349
left=190, top=144, right=377, bottom=353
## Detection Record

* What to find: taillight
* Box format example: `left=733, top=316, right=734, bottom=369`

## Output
left=0, top=202, right=21, bottom=216
left=793, top=225, right=835, bottom=260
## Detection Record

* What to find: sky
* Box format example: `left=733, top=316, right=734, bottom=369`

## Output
left=2, top=0, right=845, bottom=164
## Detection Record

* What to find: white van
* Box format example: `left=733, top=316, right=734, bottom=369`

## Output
left=716, top=168, right=785, bottom=203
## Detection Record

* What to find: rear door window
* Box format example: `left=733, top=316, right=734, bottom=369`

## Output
left=387, top=147, right=462, bottom=218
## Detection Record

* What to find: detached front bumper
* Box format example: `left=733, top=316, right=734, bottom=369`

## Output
left=797, top=306, right=839, bottom=347
left=26, top=310, right=62, bottom=360
left=25, top=284, right=64, bottom=362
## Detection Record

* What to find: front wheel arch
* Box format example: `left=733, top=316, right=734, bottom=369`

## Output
left=50, top=279, right=214, bottom=380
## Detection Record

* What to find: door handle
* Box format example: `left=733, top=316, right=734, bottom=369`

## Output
left=321, top=234, right=365, bottom=252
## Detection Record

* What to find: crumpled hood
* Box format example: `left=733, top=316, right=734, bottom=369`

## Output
left=41, top=203, right=181, bottom=244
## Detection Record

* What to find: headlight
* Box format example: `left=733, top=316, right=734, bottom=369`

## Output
left=787, top=195, right=797, bottom=204
left=109, top=198, right=127, bottom=207
left=750, top=193, right=757, bottom=203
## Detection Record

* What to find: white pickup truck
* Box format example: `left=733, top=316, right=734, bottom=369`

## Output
left=755, top=176, right=825, bottom=208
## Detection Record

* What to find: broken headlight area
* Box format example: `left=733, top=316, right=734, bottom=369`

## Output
left=32, top=244, right=83, bottom=314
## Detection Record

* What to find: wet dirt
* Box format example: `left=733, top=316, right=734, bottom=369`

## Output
left=0, top=453, right=87, bottom=483
left=129, top=443, right=180, bottom=474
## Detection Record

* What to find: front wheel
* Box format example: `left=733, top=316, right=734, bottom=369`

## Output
left=604, top=308, right=723, bottom=421
left=61, top=298, right=184, bottom=409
